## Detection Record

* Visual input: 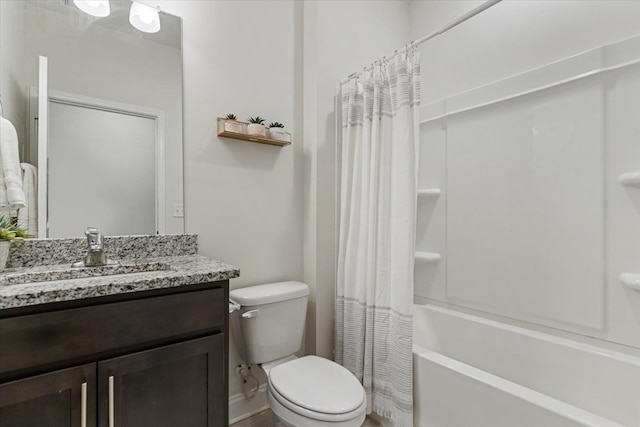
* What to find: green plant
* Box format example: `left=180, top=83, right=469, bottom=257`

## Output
left=248, top=116, right=265, bottom=125
left=225, top=114, right=237, bottom=120
left=269, top=122, right=285, bottom=128
left=0, top=215, right=31, bottom=242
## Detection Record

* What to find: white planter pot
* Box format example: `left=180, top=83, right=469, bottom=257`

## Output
left=224, top=120, right=244, bottom=133
left=0, top=241, right=10, bottom=272
left=268, top=128, right=290, bottom=142
left=247, top=123, right=267, bottom=137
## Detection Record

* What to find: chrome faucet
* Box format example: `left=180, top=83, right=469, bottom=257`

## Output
left=72, top=227, right=118, bottom=268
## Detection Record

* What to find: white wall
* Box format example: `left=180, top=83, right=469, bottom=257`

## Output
left=158, top=0, right=304, bottom=403
left=160, top=0, right=410, bottom=412
left=411, top=0, right=640, bottom=351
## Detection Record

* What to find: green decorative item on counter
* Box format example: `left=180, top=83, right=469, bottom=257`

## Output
left=0, top=214, right=31, bottom=271
left=0, top=214, right=31, bottom=242
left=225, top=113, right=237, bottom=120
left=268, top=122, right=284, bottom=128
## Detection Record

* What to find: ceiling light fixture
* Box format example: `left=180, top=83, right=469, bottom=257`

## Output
left=73, top=0, right=111, bottom=18
left=129, top=2, right=161, bottom=34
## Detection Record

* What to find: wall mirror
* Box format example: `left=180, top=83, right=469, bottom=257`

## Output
left=0, top=0, right=184, bottom=238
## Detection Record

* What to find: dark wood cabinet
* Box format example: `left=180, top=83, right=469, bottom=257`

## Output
left=0, top=363, right=96, bottom=427
left=98, top=335, right=225, bottom=427
left=0, top=281, right=229, bottom=427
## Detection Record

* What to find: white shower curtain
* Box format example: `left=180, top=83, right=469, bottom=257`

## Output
left=335, top=52, right=420, bottom=427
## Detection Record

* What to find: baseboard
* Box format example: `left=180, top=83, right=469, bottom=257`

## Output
left=228, top=383, right=269, bottom=425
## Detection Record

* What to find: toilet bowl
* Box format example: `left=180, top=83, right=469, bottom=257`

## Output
left=266, top=356, right=366, bottom=427
left=229, top=281, right=367, bottom=427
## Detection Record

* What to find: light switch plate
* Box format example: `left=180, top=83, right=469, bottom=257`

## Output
left=172, top=203, right=184, bottom=218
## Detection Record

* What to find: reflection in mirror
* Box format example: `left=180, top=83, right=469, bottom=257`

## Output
left=0, top=0, right=184, bottom=238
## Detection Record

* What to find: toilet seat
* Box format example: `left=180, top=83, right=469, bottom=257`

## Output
left=268, top=356, right=366, bottom=422
left=269, top=382, right=366, bottom=423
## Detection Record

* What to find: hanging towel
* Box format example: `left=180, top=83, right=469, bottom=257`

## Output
left=18, top=163, right=37, bottom=237
left=0, top=116, right=26, bottom=216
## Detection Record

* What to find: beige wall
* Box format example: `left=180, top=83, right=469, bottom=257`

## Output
left=158, top=0, right=304, bottom=400
left=161, top=0, right=410, bottom=406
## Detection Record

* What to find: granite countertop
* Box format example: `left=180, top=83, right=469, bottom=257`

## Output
left=0, top=255, right=240, bottom=310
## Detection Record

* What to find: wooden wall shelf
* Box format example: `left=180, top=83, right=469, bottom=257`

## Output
left=216, top=118, right=291, bottom=147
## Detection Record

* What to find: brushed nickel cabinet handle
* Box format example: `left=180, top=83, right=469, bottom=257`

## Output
left=108, top=376, right=115, bottom=427
left=81, top=382, right=87, bottom=427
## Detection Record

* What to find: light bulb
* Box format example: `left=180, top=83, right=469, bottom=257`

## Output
left=129, top=2, right=161, bottom=34
left=73, top=0, right=110, bottom=18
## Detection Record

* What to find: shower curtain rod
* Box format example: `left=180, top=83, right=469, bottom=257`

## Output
left=339, top=0, right=502, bottom=85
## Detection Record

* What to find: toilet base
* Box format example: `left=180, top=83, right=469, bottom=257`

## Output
left=273, top=412, right=294, bottom=427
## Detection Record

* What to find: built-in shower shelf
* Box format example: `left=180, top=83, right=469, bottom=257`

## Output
left=415, top=252, right=441, bottom=263
left=418, top=188, right=441, bottom=198
left=618, top=172, right=640, bottom=188
left=620, top=273, right=640, bottom=291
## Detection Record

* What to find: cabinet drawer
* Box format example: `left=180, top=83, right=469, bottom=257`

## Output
left=0, top=287, right=225, bottom=376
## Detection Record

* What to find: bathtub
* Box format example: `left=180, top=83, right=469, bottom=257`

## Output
left=412, top=304, right=640, bottom=427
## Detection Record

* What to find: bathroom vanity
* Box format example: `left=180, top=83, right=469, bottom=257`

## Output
left=0, top=235, right=239, bottom=427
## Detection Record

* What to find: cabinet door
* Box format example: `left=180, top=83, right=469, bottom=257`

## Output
left=98, top=334, right=225, bottom=427
left=0, top=363, right=96, bottom=427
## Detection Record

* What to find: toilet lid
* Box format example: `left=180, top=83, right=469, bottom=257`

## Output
left=269, top=356, right=365, bottom=415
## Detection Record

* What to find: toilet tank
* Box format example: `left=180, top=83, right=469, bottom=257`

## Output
left=230, top=281, right=309, bottom=365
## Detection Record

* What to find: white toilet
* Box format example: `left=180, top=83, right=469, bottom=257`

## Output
left=229, top=281, right=366, bottom=427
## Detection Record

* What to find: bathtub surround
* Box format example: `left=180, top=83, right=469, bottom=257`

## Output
left=335, top=53, right=420, bottom=426
left=409, top=2, right=640, bottom=425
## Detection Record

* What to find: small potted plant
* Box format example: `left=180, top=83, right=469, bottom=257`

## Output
left=268, top=121, right=291, bottom=143
left=223, top=114, right=244, bottom=133
left=0, top=215, right=31, bottom=271
left=247, top=116, right=267, bottom=137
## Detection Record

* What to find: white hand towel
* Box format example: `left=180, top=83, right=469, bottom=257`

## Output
left=18, top=163, right=37, bottom=237
left=0, top=116, right=26, bottom=214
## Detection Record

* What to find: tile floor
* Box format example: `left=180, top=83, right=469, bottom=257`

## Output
left=231, top=409, right=381, bottom=427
